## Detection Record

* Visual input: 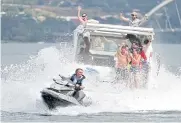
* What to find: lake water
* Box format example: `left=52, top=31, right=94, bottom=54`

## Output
left=1, top=43, right=181, bottom=122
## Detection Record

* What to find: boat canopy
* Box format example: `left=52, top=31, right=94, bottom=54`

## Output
left=85, top=22, right=155, bottom=39
left=73, top=20, right=155, bottom=59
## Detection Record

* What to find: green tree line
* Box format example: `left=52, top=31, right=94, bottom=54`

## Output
left=1, top=14, right=76, bottom=42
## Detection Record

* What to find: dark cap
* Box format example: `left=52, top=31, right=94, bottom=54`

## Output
left=82, top=13, right=87, bottom=17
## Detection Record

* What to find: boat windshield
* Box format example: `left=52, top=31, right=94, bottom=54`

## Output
left=90, top=35, right=119, bottom=52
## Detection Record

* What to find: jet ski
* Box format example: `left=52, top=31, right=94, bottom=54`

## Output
left=40, top=76, right=91, bottom=109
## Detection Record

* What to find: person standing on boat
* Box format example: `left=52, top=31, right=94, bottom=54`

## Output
left=120, top=11, right=141, bottom=27
left=77, top=6, right=88, bottom=26
left=141, top=39, right=153, bottom=73
left=141, top=39, right=153, bottom=87
left=114, top=45, right=131, bottom=83
left=76, top=6, right=90, bottom=54
left=129, top=48, right=141, bottom=88
left=120, top=12, right=142, bottom=45
left=143, top=39, right=153, bottom=63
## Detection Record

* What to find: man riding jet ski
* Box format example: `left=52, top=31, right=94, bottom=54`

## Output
left=59, top=68, right=86, bottom=102
left=41, top=68, right=91, bottom=109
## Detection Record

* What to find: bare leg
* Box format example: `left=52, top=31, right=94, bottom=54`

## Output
left=134, top=74, right=138, bottom=88
left=129, top=72, right=134, bottom=89
left=84, top=37, right=90, bottom=54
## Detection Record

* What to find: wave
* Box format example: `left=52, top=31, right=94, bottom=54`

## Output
left=1, top=46, right=181, bottom=115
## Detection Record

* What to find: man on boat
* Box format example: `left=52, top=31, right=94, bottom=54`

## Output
left=129, top=42, right=139, bottom=51
left=120, top=12, right=142, bottom=45
left=120, top=11, right=141, bottom=27
left=59, top=68, right=86, bottom=102
left=77, top=6, right=88, bottom=26
left=76, top=6, right=90, bottom=54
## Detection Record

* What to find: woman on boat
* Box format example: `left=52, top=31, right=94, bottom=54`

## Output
left=141, top=39, right=153, bottom=87
left=114, top=45, right=131, bottom=83
left=129, top=48, right=141, bottom=88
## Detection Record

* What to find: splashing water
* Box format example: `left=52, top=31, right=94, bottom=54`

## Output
left=1, top=46, right=181, bottom=116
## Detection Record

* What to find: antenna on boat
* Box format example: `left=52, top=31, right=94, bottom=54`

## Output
left=139, top=0, right=174, bottom=26
left=163, top=7, right=173, bottom=30
left=153, top=0, right=181, bottom=32
left=174, top=0, right=181, bottom=27
left=154, top=16, right=162, bottom=32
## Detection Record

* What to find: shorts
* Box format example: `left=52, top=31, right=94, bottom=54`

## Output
left=130, top=66, right=140, bottom=74
left=116, top=68, right=129, bottom=80
left=142, top=61, right=150, bottom=73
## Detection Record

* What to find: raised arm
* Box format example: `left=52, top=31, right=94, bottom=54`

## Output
left=131, top=54, right=141, bottom=64
left=77, top=6, right=84, bottom=24
left=127, top=55, right=131, bottom=64
left=120, top=13, right=130, bottom=22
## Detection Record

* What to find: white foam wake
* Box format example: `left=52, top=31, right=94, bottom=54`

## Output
left=1, top=46, right=181, bottom=115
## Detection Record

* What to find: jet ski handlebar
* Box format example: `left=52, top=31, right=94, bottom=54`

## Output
left=53, top=75, right=83, bottom=90
left=58, top=74, right=76, bottom=85
left=53, top=78, right=75, bottom=87
left=52, top=75, right=77, bottom=87
left=59, top=74, right=68, bottom=80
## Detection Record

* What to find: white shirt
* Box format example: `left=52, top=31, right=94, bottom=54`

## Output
left=143, top=42, right=153, bottom=62
left=129, top=18, right=141, bottom=27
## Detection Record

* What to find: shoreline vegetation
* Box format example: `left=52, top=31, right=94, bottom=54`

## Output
left=1, top=0, right=181, bottom=43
